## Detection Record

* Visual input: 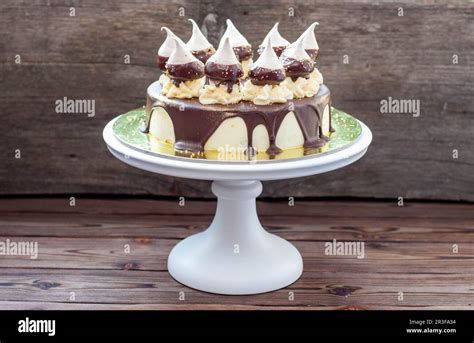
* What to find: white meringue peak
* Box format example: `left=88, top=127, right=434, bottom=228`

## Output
left=300, top=22, right=320, bottom=50
left=220, top=19, right=250, bottom=48
left=208, top=37, right=240, bottom=65
left=186, top=19, right=213, bottom=51
left=261, top=23, right=290, bottom=48
left=253, top=38, right=284, bottom=70
left=280, top=36, right=311, bottom=61
left=167, top=38, right=201, bottom=65
left=158, top=27, right=186, bottom=57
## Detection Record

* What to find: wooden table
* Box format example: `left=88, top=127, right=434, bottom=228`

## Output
left=0, top=198, right=472, bottom=310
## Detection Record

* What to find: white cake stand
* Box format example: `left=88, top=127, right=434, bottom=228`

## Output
left=103, top=118, right=372, bottom=295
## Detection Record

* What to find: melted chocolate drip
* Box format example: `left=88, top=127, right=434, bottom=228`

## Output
left=203, top=77, right=237, bottom=93
left=281, top=57, right=314, bottom=80
left=143, top=82, right=333, bottom=156
left=166, top=61, right=204, bottom=84
left=232, top=46, right=253, bottom=62
left=249, top=67, right=285, bottom=85
left=214, top=79, right=240, bottom=93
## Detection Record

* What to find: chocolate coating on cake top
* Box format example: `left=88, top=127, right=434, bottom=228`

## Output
left=143, top=81, right=333, bottom=156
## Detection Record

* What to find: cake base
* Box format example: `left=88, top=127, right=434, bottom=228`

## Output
left=168, top=180, right=303, bottom=295
left=144, top=81, right=332, bottom=156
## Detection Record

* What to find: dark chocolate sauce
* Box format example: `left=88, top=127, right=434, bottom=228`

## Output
left=191, top=48, right=215, bottom=64
left=157, top=55, right=168, bottom=70
left=232, top=45, right=253, bottom=62
left=143, top=82, right=333, bottom=156
left=166, top=61, right=204, bottom=85
left=305, top=49, right=319, bottom=61
left=204, top=61, right=243, bottom=93
left=205, top=61, right=243, bottom=81
left=248, top=67, right=285, bottom=85
left=281, top=57, right=314, bottom=81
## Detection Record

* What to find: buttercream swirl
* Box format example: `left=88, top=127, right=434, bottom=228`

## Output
left=199, top=81, right=243, bottom=105
left=309, top=68, right=323, bottom=85
left=281, top=76, right=320, bottom=98
left=243, top=82, right=293, bottom=105
left=162, top=78, right=204, bottom=99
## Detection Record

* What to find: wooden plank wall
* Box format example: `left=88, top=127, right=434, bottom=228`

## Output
left=1, top=0, right=473, bottom=200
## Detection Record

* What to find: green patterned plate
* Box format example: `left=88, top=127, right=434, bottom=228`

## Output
left=113, top=107, right=362, bottom=162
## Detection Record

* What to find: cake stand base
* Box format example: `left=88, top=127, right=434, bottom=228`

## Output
left=168, top=180, right=303, bottom=295
left=104, top=113, right=372, bottom=295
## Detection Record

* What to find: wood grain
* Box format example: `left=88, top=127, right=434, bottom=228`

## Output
left=0, top=198, right=472, bottom=310
left=0, top=0, right=473, bottom=200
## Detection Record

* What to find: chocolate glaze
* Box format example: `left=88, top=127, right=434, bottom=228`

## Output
left=191, top=48, right=215, bottom=64
left=157, top=55, right=168, bottom=70
left=166, top=61, right=204, bottom=86
left=305, top=48, right=319, bottom=61
left=232, top=46, right=253, bottom=62
left=248, top=67, right=285, bottom=85
left=143, top=81, right=333, bottom=156
left=281, top=57, right=314, bottom=81
left=257, top=45, right=287, bottom=57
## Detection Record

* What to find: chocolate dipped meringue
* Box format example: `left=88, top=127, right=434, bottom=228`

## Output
left=244, top=38, right=292, bottom=105
left=280, top=37, right=320, bottom=98
left=161, top=38, right=205, bottom=99
left=297, top=22, right=324, bottom=86
left=157, top=27, right=186, bottom=70
left=186, top=19, right=215, bottom=64
left=299, top=22, right=320, bottom=61
left=257, top=23, right=290, bottom=57
left=157, top=27, right=186, bottom=85
left=280, top=38, right=314, bottom=79
left=199, top=37, right=244, bottom=105
left=220, top=19, right=253, bottom=77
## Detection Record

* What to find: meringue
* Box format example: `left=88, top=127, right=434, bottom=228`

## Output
left=157, top=27, right=186, bottom=67
left=298, top=22, right=320, bottom=60
left=259, top=23, right=290, bottom=56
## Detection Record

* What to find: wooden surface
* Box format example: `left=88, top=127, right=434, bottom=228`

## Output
left=0, top=198, right=472, bottom=310
left=0, top=0, right=473, bottom=201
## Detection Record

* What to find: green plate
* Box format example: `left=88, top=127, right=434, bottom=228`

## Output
left=113, top=107, right=362, bottom=162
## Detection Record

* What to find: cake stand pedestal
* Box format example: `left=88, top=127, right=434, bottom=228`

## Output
left=103, top=119, right=372, bottom=295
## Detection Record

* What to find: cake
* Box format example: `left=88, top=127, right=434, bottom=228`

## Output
left=143, top=19, right=333, bottom=159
